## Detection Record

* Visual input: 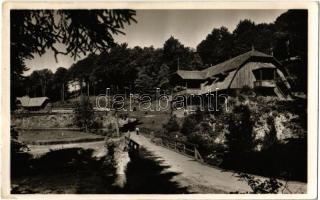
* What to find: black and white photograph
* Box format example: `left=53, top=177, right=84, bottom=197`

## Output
left=1, top=1, right=319, bottom=199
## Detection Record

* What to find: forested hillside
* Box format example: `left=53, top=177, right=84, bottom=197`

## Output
left=17, top=10, right=307, bottom=102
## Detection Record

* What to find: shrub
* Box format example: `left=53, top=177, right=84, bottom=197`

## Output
left=262, top=116, right=278, bottom=150
left=11, top=126, right=29, bottom=154
left=225, top=104, right=254, bottom=153
left=235, top=172, right=283, bottom=194
left=73, top=96, right=95, bottom=132
left=187, top=132, right=225, bottom=163
left=163, top=115, right=180, bottom=133
left=181, top=115, right=197, bottom=135
left=240, top=85, right=255, bottom=96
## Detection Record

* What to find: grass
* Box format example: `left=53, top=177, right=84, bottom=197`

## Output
left=128, top=110, right=171, bottom=134
left=19, top=130, right=104, bottom=144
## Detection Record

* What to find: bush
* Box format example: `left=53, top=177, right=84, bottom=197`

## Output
left=225, top=104, right=255, bottom=155
left=11, top=126, right=29, bottom=155
left=234, top=173, right=283, bottom=194
left=181, top=115, right=197, bottom=135
left=73, top=96, right=95, bottom=132
left=262, top=116, right=278, bottom=150
left=163, top=115, right=180, bottom=133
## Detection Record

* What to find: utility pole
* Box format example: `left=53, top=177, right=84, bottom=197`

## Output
left=177, top=57, right=180, bottom=70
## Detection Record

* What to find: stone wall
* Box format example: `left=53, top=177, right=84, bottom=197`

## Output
left=11, top=113, right=76, bottom=129
left=11, top=111, right=135, bottom=129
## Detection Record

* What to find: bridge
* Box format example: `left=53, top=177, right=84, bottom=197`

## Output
left=124, top=133, right=306, bottom=194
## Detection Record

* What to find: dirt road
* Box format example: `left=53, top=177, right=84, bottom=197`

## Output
left=129, top=133, right=307, bottom=194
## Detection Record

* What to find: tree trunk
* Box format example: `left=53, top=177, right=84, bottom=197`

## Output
left=115, top=112, right=120, bottom=137
left=85, top=124, right=88, bottom=132
left=87, top=82, right=90, bottom=96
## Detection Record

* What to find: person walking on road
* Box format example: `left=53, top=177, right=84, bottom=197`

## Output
left=135, top=127, right=140, bottom=135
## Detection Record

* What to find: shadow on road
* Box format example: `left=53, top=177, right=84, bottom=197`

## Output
left=122, top=147, right=190, bottom=194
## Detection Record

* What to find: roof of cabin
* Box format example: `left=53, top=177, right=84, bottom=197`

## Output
left=175, top=50, right=277, bottom=80
left=16, top=96, right=49, bottom=107
left=203, top=50, right=273, bottom=77
left=176, top=70, right=206, bottom=80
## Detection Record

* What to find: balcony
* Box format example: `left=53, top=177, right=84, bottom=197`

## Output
left=254, top=80, right=276, bottom=88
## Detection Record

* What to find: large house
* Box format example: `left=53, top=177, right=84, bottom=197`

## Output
left=171, top=49, right=292, bottom=100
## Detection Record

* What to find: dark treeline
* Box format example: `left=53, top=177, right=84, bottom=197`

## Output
left=18, top=10, right=307, bottom=102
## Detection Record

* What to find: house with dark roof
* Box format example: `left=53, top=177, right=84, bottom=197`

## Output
left=171, top=49, right=292, bottom=100
left=16, top=96, right=50, bottom=111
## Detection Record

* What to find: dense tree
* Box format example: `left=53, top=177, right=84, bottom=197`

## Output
left=28, top=69, right=53, bottom=97
left=273, top=10, right=307, bottom=60
left=163, top=115, right=180, bottom=134
left=134, top=47, right=163, bottom=93
left=51, top=67, right=69, bottom=101
left=162, top=36, right=193, bottom=72
left=273, top=10, right=308, bottom=93
left=68, top=53, right=99, bottom=95
left=190, top=52, right=204, bottom=70
left=197, top=27, right=233, bottom=65
left=156, top=64, right=170, bottom=90
left=225, top=105, right=255, bottom=156
left=74, top=96, right=94, bottom=132
left=232, top=20, right=257, bottom=55
left=11, top=9, right=136, bottom=109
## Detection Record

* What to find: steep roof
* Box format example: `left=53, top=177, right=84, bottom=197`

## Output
left=199, top=71, right=237, bottom=94
left=16, top=96, right=30, bottom=107
left=176, top=70, right=206, bottom=80
left=175, top=50, right=278, bottom=80
left=203, top=50, right=274, bottom=78
left=16, top=96, right=49, bottom=107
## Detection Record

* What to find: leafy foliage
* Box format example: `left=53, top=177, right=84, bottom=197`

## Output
left=236, top=173, right=283, bottom=194
left=11, top=126, right=29, bottom=155
left=163, top=115, right=180, bottom=133
left=181, top=115, right=197, bottom=135
left=11, top=9, right=136, bottom=108
left=162, top=36, right=193, bottom=72
left=73, top=96, right=95, bottom=132
left=225, top=105, right=255, bottom=155
left=197, top=26, right=233, bottom=65
left=14, top=10, right=308, bottom=106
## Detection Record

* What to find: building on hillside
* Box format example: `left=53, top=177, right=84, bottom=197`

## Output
left=171, top=49, right=292, bottom=100
left=16, top=96, right=50, bottom=111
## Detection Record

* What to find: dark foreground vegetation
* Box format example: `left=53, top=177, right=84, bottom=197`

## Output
left=160, top=96, right=307, bottom=182
left=11, top=141, right=189, bottom=194
left=11, top=148, right=118, bottom=194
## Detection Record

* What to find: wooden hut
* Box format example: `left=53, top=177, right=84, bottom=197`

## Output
left=16, top=96, right=50, bottom=111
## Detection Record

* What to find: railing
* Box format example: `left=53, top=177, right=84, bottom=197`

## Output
left=155, top=136, right=204, bottom=163
left=124, top=136, right=140, bottom=151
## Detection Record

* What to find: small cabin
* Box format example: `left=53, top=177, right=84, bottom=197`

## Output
left=16, top=96, right=50, bottom=111
left=172, top=50, right=292, bottom=100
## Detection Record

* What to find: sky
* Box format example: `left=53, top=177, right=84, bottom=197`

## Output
left=23, top=9, right=286, bottom=76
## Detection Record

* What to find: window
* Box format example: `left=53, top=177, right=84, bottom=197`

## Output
left=253, top=68, right=276, bottom=81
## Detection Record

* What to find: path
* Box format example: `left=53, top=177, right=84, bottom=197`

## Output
left=129, top=133, right=307, bottom=194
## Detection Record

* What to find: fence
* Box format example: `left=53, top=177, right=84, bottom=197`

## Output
left=156, top=136, right=204, bottom=163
